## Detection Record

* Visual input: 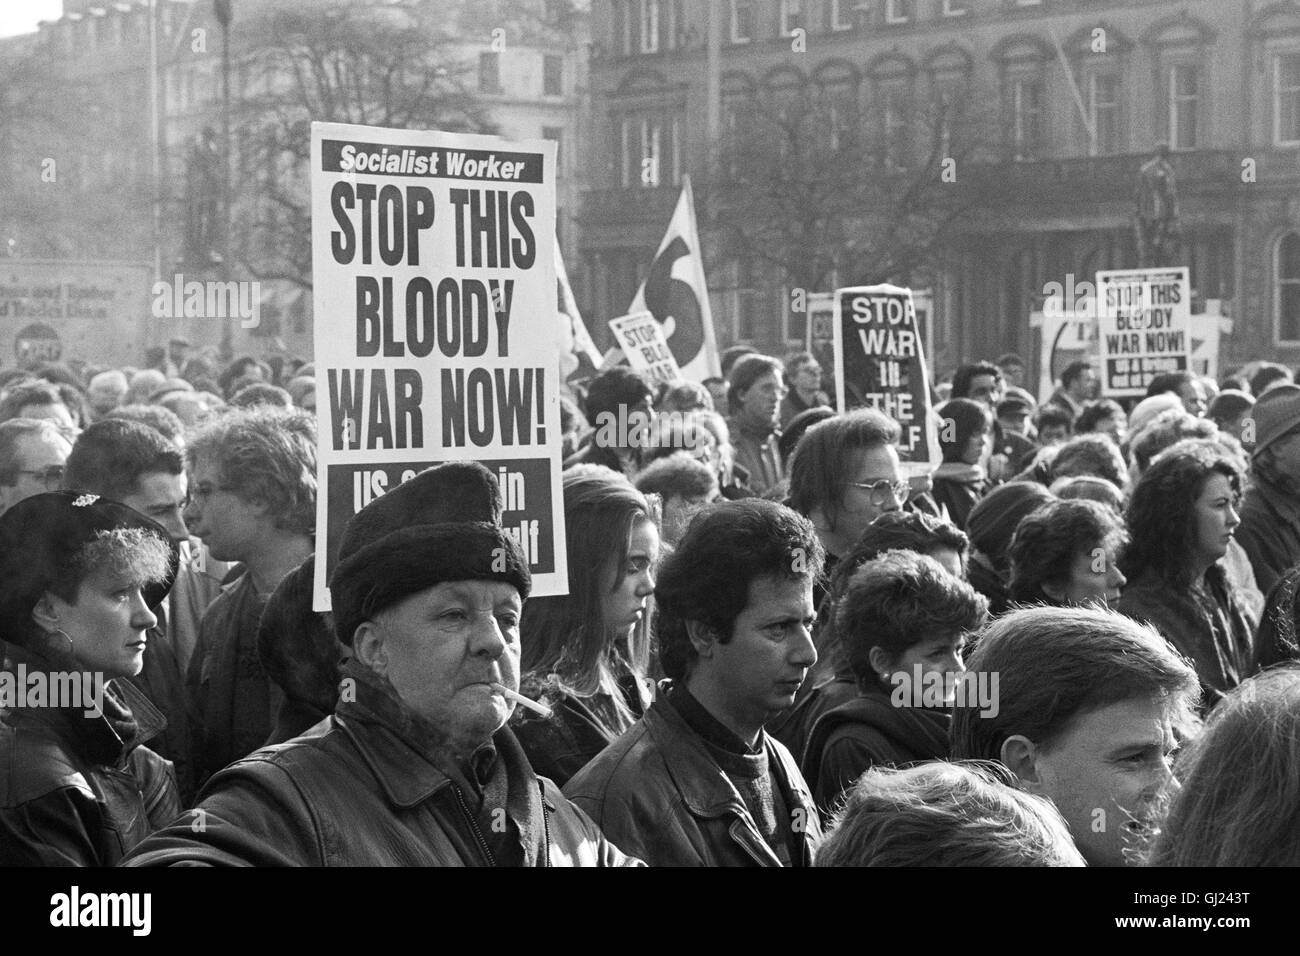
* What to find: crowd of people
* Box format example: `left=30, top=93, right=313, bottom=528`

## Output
left=2, top=340, right=1300, bottom=867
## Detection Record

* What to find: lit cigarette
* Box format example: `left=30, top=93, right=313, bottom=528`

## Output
left=491, top=683, right=552, bottom=718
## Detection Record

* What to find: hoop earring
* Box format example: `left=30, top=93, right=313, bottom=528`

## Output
left=49, top=627, right=76, bottom=657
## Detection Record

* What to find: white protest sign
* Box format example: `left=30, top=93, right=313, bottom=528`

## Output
left=309, top=123, right=567, bottom=608
left=608, top=311, right=681, bottom=385
left=1096, top=267, right=1191, bottom=397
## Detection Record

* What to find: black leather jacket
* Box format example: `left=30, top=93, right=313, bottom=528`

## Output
left=1, top=643, right=180, bottom=866
left=123, top=661, right=641, bottom=867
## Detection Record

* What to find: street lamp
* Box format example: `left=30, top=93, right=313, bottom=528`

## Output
left=214, top=0, right=233, bottom=359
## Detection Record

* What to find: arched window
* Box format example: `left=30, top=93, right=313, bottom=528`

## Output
left=1276, top=231, right=1300, bottom=343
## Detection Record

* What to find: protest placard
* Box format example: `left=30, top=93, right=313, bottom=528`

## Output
left=309, top=123, right=567, bottom=608
left=608, top=311, right=681, bottom=385
left=833, top=284, right=940, bottom=472
left=1096, top=267, right=1191, bottom=397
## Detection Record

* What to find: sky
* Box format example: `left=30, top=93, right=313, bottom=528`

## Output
left=0, top=0, right=66, bottom=39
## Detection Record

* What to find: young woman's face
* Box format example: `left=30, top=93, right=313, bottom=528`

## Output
left=1192, top=473, right=1241, bottom=566
left=1044, top=543, right=1126, bottom=608
left=601, top=517, right=660, bottom=640
left=888, top=632, right=968, bottom=706
left=961, top=425, right=992, bottom=466
left=48, top=564, right=158, bottom=680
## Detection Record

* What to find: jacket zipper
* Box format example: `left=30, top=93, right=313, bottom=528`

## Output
left=452, top=784, right=496, bottom=867
left=542, top=787, right=552, bottom=868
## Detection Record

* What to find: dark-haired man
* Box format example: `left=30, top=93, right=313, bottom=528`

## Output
left=565, top=498, right=824, bottom=866
left=1045, top=360, right=1097, bottom=422
left=727, top=354, right=786, bottom=495
left=950, top=605, right=1199, bottom=867
left=563, top=367, right=653, bottom=477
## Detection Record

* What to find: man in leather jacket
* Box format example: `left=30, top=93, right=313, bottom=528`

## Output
left=125, top=461, right=640, bottom=866
left=565, top=499, right=823, bottom=866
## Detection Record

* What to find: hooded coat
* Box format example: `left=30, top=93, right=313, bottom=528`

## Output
left=801, top=683, right=950, bottom=812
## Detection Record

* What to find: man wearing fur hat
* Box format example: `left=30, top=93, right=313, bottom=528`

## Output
left=125, top=460, right=639, bottom=866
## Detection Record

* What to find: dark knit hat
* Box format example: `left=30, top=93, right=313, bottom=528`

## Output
left=1247, top=383, right=1300, bottom=458
left=965, top=481, right=1055, bottom=565
left=0, top=491, right=178, bottom=645
left=328, top=461, right=531, bottom=645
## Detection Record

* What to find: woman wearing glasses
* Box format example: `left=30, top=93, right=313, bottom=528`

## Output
left=0, top=491, right=180, bottom=865
left=0, top=418, right=72, bottom=515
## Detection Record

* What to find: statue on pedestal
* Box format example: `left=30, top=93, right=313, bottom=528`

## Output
left=1135, top=143, right=1179, bottom=268
left=184, top=126, right=223, bottom=268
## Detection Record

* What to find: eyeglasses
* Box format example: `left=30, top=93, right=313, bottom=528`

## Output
left=17, top=466, right=64, bottom=489
left=847, top=478, right=910, bottom=507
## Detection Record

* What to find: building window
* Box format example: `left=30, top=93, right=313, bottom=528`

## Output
left=830, top=0, right=853, bottom=30
left=1275, top=53, right=1300, bottom=145
left=620, top=112, right=681, bottom=188
left=479, top=52, right=501, bottom=93
left=543, top=126, right=563, bottom=169
left=640, top=0, right=659, bottom=54
left=883, top=86, right=911, bottom=168
left=543, top=54, right=563, bottom=95
left=780, top=0, right=803, bottom=35
left=1009, top=74, right=1044, bottom=160
left=885, top=0, right=911, bottom=25
left=1087, top=73, right=1119, bottom=155
left=730, top=0, right=753, bottom=43
left=942, top=0, right=967, bottom=16
left=733, top=258, right=759, bottom=342
left=1278, top=232, right=1300, bottom=342
left=1169, top=64, right=1198, bottom=150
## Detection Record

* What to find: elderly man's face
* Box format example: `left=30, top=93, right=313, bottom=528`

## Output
left=0, top=429, right=71, bottom=513
left=357, top=580, right=523, bottom=752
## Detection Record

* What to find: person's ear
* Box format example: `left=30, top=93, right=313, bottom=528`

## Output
left=867, top=646, right=894, bottom=680
left=685, top=619, right=717, bottom=659
left=353, top=620, right=388, bottom=678
left=1001, top=734, right=1046, bottom=790
left=31, top=591, right=63, bottom=633
left=1041, top=578, right=1066, bottom=603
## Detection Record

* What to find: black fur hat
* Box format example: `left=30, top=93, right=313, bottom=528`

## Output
left=328, top=461, right=531, bottom=645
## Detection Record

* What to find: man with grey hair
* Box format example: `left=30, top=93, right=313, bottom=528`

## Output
left=0, top=419, right=72, bottom=516
left=182, top=407, right=317, bottom=786
left=86, top=369, right=128, bottom=421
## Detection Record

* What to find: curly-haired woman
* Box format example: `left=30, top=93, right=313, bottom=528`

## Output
left=1116, top=439, right=1257, bottom=708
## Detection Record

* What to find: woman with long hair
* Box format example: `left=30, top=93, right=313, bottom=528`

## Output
left=1116, top=439, right=1257, bottom=708
left=0, top=492, right=180, bottom=865
left=513, top=466, right=660, bottom=785
left=1146, top=666, right=1300, bottom=866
